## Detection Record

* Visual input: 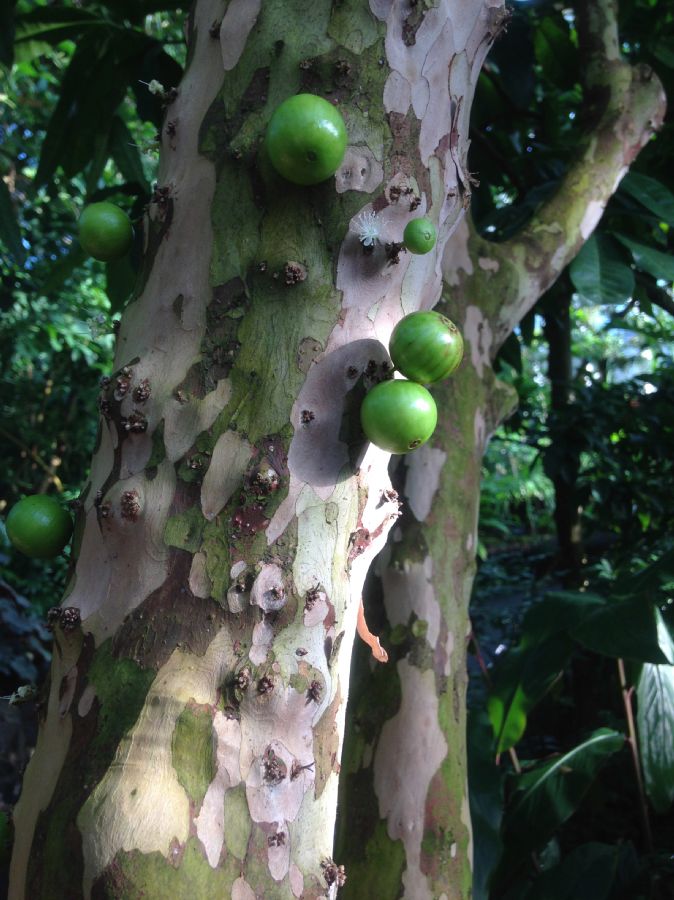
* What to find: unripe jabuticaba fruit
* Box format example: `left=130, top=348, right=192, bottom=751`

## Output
left=403, top=216, right=437, bottom=254
left=389, top=311, right=464, bottom=384
left=360, top=379, right=437, bottom=454
left=5, top=495, right=73, bottom=558
left=265, top=94, right=348, bottom=185
left=78, top=202, right=133, bottom=261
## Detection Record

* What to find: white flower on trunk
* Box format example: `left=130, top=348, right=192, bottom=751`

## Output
left=354, top=209, right=381, bottom=247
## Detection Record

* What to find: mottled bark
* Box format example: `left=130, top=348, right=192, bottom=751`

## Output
left=10, top=1, right=502, bottom=898
left=338, top=1, right=665, bottom=898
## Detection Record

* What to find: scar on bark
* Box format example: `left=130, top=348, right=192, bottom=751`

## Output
left=356, top=599, right=388, bottom=663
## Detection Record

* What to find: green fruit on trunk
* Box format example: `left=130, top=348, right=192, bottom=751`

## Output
left=389, top=311, right=464, bottom=383
left=78, top=202, right=133, bottom=261
left=6, top=495, right=73, bottom=558
left=266, top=94, right=348, bottom=185
left=403, top=217, right=437, bottom=254
left=360, top=379, right=437, bottom=454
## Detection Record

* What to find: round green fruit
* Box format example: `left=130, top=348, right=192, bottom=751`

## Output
left=360, top=379, right=437, bottom=454
left=403, top=217, right=437, bottom=254
left=78, top=202, right=133, bottom=261
left=6, top=495, right=73, bottom=559
left=389, top=311, right=464, bottom=384
left=265, top=94, right=347, bottom=186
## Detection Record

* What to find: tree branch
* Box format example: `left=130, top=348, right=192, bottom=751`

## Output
left=483, top=0, right=666, bottom=346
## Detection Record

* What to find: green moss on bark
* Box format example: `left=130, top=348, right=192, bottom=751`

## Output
left=88, top=641, right=156, bottom=762
left=341, top=821, right=406, bottom=900
left=222, top=783, right=251, bottom=860
left=171, top=705, right=216, bottom=808
left=91, top=838, right=240, bottom=899
left=164, top=508, right=205, bottom=553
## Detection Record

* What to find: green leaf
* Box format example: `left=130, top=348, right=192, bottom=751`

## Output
left=533, top=17, right=577, bottom=89
left=569, top=235, right=635, bottom=305
left=637, top=662, right=674, bottom=813
left=109, top=117, right=149, bottom=190
left=620, top=172, right=674, bottom=225
left=35, top=30, right=152, bottom=186
left=521, top=591, right=607, bottom=645
left=468, top=709, right=504, bottom=900
left=0, top=0, right=16, bottom=67
left=106, top=254, right=137, bottom=314
left=524, top=843, right=620, bottom=900
left=488, top=635, right=574, bottom=753
left=14, top=7, right=106, bottom=47
left=614, top=234, right=674, bottom=282
left=41, top=245, right=87, bottom=294
left=651, top=35, right=674, bottom=68
left=571, top=599, right=671, bottom=664
left=0, top=179, right=25, bottom=263
left=499, top=729, right=624, bottom=874
left=614, top=547, right=674, bottom=600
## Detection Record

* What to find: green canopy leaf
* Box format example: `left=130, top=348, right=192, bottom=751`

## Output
left=499, top=729, right=624, bottom=874
left=620, top=172, right=674, bottom=226
left=569, top=234, right=634, bottom=305
left=614, top=234, right=674, bottom=283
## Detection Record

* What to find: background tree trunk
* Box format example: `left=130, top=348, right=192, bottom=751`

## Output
left=337, top=1, right=666, bottom=896
left=10, top=1, right=504, bottom=897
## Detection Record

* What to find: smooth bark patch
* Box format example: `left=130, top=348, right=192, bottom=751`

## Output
left=171, top=705, right=217, bottom=809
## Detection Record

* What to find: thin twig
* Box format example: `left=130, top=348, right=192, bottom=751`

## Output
left=0, top=425, right=63, bottom=491
left=617, top=657, right=653, bottom=852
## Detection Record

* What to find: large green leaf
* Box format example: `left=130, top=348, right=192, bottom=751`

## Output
left=620, top=172, right=674, bottom=226
left=0, top=179, right=25, bottom=263
left=40, top=245, right=87, bottom=295
left=614, top=547, right=674, bottom=599
left=569, top=234, right=634, bottom=305
left=0, top=0, right=16, bottom=67
left=13, top=7, right=109, bottom=63
left=533, top=16, right=577, bottom=89
left=614, top=234, right=674, bottom=282
left=468, top=709, right=504, bottom=900
left=524, top=843, right=621, bottom=900
left=500, top=729, right=624, bottom=872
left=637, top=626, right=674, bottom=813
left=106, top=254, right=137, bottom=315
left=109, top=117, right=149, bottom=190
left=520, top=591, right=606, bottom=645
left=571, top=600, right=671, bottom=664
left=488, top=635, right=574, bottom=753
left=14, top=7, right=106, bottom=42
left=35, top=30, right=152, bottom=186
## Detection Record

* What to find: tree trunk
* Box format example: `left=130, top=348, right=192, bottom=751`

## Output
left=543, top=281, right=584, bottom=587
left=10, top=1, right=504, bottom=897
left=337, top=1, right=666, bottom=896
